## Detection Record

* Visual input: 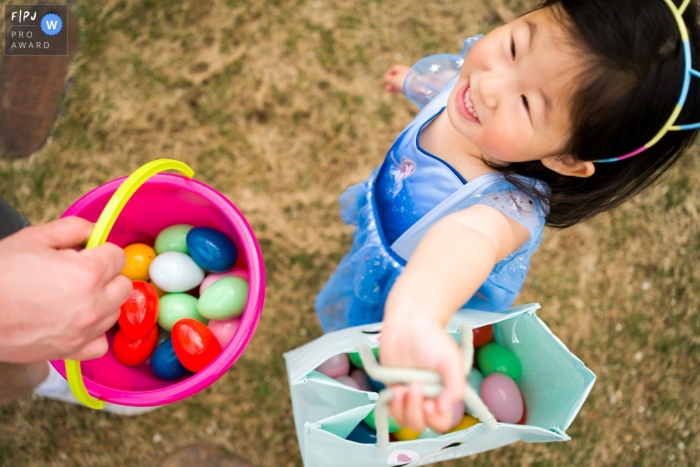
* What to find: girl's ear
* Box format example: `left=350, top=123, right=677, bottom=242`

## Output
left=541, top=155, right=595, bottom=178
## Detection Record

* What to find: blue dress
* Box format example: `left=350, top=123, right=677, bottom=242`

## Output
left=315, top=36, right=548, bottom=332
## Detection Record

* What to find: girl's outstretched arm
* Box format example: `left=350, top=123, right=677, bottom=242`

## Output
left=381, top=64, right=410, bottom=95
left=381, top=204, right=530, bottom=433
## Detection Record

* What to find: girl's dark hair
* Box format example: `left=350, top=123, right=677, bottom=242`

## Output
left=493, top=0, right=700, bottom=228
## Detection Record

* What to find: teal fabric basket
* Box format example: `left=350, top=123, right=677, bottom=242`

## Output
left=284, top=304, right=596, bottom=466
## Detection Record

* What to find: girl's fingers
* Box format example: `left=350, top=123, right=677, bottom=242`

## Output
left=405, top=382, right=426, bottom=432
left=390, top=385, right=408, bottom=428
left=424, top=398, right=453, bottom=433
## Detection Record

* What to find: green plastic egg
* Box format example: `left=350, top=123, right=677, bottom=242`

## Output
left=155, top=224, right=193, bottom=255
left=348, top=347, right=380, bottom=369
left=476, top=343, right=522, bottom=381
left=158, top=293, right=208, bottom=331
left=363, top=407, right=401, bottom=433
left=197, top=277, right=248, bottom=320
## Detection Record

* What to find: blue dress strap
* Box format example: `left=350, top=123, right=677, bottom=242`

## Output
left=390, top=172, right=503, bottom=261
left=404, top=35, right=483, bottom=109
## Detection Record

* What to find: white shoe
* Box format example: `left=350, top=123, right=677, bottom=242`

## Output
left=34, top=364, right=160, bottom=416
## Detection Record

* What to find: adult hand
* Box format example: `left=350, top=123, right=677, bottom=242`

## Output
left=381, top=316, right=465, bottom=434
left=0, top=216, right=131, bottom=362
left=381, top=64, right=410, bottom=95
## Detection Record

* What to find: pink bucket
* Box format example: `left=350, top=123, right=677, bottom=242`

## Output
left=50, top=171, right=265, bottom=406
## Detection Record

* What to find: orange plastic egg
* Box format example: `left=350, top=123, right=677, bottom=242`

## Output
left=122, top=243, right=156, bottom=281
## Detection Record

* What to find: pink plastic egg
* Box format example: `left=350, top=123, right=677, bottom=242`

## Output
left=450, top=400, right=466, bottom=430
left=480, top=373, right=523, bottom=423
left=350, top=369, right=373, bottom=391
left=199, top=269, right=250, bottom=295
left=316, top=353, right=350, bottom=378
left=207, top=317, right=241, bottom=348
left=335, top=376, right=360, bottom=390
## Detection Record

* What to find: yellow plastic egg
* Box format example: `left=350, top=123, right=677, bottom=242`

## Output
left=393, top=426, right=421, bottom=441
left=447, top=414, right=479, bottom=433
left=122, top=244, right=156, bottom=281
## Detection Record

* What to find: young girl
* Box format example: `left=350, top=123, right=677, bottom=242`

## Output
left=316, top=0, right=700, bottom=433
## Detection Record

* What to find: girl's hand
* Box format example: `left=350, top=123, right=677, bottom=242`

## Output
left=381, top=64, right=410, bottom=95
left=380, top=316, right=465, bottom=434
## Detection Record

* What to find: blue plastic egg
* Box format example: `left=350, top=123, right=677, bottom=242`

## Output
left=367, top=373, right=386, bottom=392
left=346, top=421, right=378, bottom=444
left=186, top=227, right=238, bottom=273
left=150, top=338, right=189, bottom=381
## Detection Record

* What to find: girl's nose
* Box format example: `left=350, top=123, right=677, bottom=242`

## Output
left=479, top=70, right=512, bottom=109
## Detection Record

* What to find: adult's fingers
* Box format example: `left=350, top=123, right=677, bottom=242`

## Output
left=79, top=242, right=127, bottom=285
left=30, top=216, right=94, bottom=249
left=64, top=334, right=109, bottom=361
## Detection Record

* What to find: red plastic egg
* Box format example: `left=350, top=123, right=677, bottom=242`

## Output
left=473, top=324, right=494, bottom=347
left=517, top=394, right=527, bottom=425
left=119, top=281, right=160, bottom=339
left=171, top=318, right=222, bottom=372
left=113, top=325, right=159, bottom=366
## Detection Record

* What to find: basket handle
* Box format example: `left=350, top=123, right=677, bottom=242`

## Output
left=65, top=159, right=195, bottom=409
left=357, top=324, right=498, bottom=451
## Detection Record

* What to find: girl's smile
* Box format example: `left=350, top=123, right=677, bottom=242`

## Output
left=456, top=82, right=479, bottom=123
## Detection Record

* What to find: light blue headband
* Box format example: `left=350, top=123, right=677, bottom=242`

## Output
left=595, top=0, right=700, bottom=163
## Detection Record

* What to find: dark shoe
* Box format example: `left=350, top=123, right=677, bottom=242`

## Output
left=0, top=3, right=77, bottom=159
left=160, top=445, right=251, bottom=467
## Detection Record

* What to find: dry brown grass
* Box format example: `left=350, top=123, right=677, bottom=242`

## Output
left=0, top=0, right=698, bottom=465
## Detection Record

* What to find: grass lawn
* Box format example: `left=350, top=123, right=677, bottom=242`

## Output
left=0, top=0, right=698, bottom=465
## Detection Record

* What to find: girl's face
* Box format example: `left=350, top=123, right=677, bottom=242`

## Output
left=447, top=7, right=584, bottom=164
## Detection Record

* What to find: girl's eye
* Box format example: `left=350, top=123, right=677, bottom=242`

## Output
left=522, top=96, right=530, bottom=112
left=511, top=38, right=516, bottom=59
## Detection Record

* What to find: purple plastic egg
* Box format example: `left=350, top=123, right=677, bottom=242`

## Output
left=450, top=400, right=466, bottom=429
left=335, top=375, right=360, bottom=390
left=207, top=317, right=241, bottom=348
left=316, top=353, right=350, bottom=378
left=350, top=369, right=373, bottom=392
left=480, top=373, right=524, bottom=423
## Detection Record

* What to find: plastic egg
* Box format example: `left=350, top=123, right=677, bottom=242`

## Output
left=480, top=373, right=524, bottom=423
left=346, top=422, right=377, bottom=444
left=158, top=293, right=207, bottom=331
left=450, top=401, right=466, bottom=429
left=393, top=426, right=420, bottom=441
left=447, top=414, right=480, bottom=433
left=118, top=281, right=159, bottom=340
left=477, top=343, right=522, bottom=381
left=197, top=277, right=248, bottom=320
left=155, top=224, right=193, bottom=255
left=186, top=226, right=238, bottom=272
left=473, top=324, right=494, bottom=347
left=149, top=251, right=205, bottom=293
left=199, top=269, right=249, bottom=295
left=113, top=325, right=159, bottom=366
left=364, top=407, right=401, bottom=433
left=367, top=373, right=386, bottom=392
left=122, top=244, right=156, bottom=281
left=335, top=376, right=360, bottom=390
left=348, top=347, right=379, bottom=369
left=171, top=318, right=222, bottom=372
left=150, top=338, right=189, bottom=381
left=518, top=394, right=527, bottom=425
left=316, top=353, right=350, bottom=378
left=207, top=317, right=241, bottom=348
left=350, top=369, right=373, bottom=392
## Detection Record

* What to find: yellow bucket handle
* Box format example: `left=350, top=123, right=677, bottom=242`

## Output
left=65, top=159, right=195, bottom=409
